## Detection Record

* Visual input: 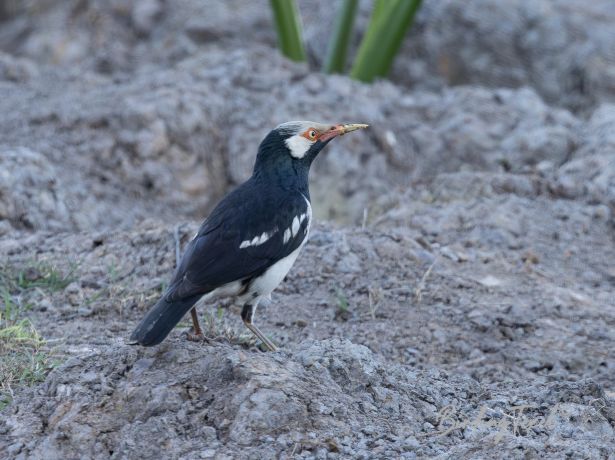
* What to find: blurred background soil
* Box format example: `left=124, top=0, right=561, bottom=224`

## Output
left=0, top=1, right=614, bottom=458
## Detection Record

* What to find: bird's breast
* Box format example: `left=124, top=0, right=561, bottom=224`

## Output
left=246, top=195, right=312, bottom=300
left=248, top=244, right=304, bottom=298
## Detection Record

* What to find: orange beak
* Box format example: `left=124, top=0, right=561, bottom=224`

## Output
left=319, top=123, right=369, bottom=142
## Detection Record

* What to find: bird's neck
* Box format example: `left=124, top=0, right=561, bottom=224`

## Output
left=253, top=163, right=311, bottom=197
left=252, top=138, right=312, bottom=196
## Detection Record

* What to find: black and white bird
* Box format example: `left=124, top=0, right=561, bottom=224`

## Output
left=129, top=121, right=368, bottom=351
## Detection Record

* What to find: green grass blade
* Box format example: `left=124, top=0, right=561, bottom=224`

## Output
left=322, top=0, right=359, bottom=74
left=371, top=0, right=389, bottom=22
left=269, top=0, right=307, bottom=62
left=350, top=0, right=422, bottom=83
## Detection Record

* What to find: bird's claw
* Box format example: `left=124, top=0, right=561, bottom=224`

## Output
left=185, top=330, right=207, bottom=342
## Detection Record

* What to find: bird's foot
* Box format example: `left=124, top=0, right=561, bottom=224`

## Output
left=185, top=330, right=208, bottom=342
left=259, top=340, right=278, bottom=352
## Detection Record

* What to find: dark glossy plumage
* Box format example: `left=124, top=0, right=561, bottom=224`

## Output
left=130, top=123, right=322, bottom=346
left=129, top=121, right=367, bottom=349
left=166, top=178, right=310, bottom=301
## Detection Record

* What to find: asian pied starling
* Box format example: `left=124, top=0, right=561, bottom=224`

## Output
left=129, top=121, right=368, bottom=351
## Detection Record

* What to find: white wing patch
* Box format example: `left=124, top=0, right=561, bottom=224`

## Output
left=291, top=216, right=301, bottom=236
left=239, top=229, right=277, bottom=249
left=303, top=195, right=312, bottom=235
left=285, top=214, right=305, bottom=240
left=285, top=134, right=313, bottom=159
left=283, top=196, right=313, bottom=244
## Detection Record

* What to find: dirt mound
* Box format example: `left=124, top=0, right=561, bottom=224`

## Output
left=1, top=1, right=615, bottom=458
left=1, top=185, right=614, bottom=456
left=384, top=0, right=614, bottom=112
left=0, top=148, right=72, bottom=234
left=0, top=56, right=582, bottom=232
left=2, top=338, right=613, bottom=459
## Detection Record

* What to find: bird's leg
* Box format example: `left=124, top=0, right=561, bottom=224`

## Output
left=190, top=308, right=203, bottom=335
left=241, top=303, right=278, bottom=352
left=186, top=307, right=205, bottom=341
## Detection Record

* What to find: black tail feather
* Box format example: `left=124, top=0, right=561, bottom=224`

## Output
left=129, top=294, right=202, bottom=346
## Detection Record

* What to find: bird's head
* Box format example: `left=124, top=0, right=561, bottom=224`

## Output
left=253, top=121, right=368, bottom=178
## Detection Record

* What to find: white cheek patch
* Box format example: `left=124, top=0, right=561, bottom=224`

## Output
left=240, top=229, right=277, bottom=249
left=285, top=134, right=313, bottom=159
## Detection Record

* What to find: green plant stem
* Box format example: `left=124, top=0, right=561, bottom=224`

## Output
left=269, top=0, right=307, bottom=62
left=371, top=0, right=389, bottom=22
left=350, top=0, right=422, bottom=83
left=323, top=0, right=359, bottom=74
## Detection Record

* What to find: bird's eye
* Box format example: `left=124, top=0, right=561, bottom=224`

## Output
left=301, top=128, right=319, bottom=141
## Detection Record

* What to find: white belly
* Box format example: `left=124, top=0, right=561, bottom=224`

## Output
left=249, top=245, right=303, bottom=298
left=201, top=280, right=243, bottom=303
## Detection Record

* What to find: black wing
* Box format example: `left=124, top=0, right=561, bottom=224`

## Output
left=165, top=179, right=310, bottom=302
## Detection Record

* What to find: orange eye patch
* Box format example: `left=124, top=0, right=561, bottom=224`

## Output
left=301, top=128, right=319, bottom=141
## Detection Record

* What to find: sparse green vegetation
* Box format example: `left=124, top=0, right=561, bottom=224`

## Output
left=203, top=307, right=253, bottom=344
left=270, top=0, right=422, bottom=82
left=177, top=306, right=260, bottom=348
left=336, top=288, right=349, bottom=312
left=0, top=289, right=57, bottom=411
left=0, top=260, right=76, bottom=293
left=334, top=287, right=352, bottom=321
left=350, top=0, right=422, bottom=82
left=269, top=0, right=306, bottom=62
left=0, top=260, right=70, bottom=410
left=367, top=286, right=383, bottom=320
left=322, top=0, right=359, bottom=74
